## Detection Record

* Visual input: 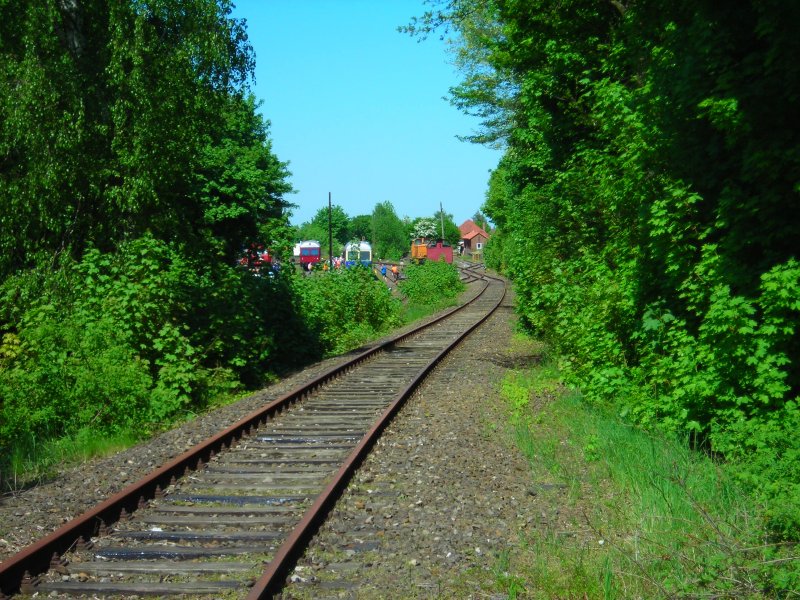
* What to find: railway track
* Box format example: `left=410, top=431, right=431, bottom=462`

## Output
left=0, top=266, right=503, bottom=599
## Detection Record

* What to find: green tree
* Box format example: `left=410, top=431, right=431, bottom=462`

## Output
left=0, top=0, right=256, bottom=275
left=439, top=211, right=462, bottom=247
left=194, top=93, right=293, bottom=263
left=348, top=214, right=372, bottom=242
left=295, top=222, right=326, bottom=243
left=371, top=201, right=407, bottom=260
left=309, top=204, right=350, bottom=246
left=471, top=211, right=490, bottom=233
left=406, top=0, right=800, bottom=543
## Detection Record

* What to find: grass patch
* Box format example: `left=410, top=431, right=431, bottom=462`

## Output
left=494, top=339, right=800, bottom=599
left=1, top=427, right=142, bottom=492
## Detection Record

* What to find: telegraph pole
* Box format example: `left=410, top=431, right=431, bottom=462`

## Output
left=439, top=201, right=445, bottom=240
left=328, top=192, right=333, bottom=268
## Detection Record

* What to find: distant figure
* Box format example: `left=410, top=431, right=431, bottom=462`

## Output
left=391, top=265, right=398, bottom=281
left=380, top=264, right=387, bottom=278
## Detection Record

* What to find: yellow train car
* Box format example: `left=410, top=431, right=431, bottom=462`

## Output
left=411, top=237, right=428, bottom=263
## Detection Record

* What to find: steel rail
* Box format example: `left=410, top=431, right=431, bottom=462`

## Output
left=247, top=273, right=505, bottom=598
left=0, top=269, right=496, bottom=597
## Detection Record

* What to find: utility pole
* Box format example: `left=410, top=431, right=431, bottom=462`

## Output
left=439, top=201, right=445, bottom=240
left=328, top=192, right=333, bottom=269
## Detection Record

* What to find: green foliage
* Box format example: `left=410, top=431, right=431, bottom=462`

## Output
left=471, top=211, right=490, bottom=233
left=0, top=237, right=237, bottom=448
left=295, top=222, right=327, bottom=245
left=0, top=0, right=301, bottom=478
left=498, top=356, right=799, bottom=598
left=410, top=0, right=800, bottom=539
left=441, top=212, right=463, bottom=247
left=371, top=201, right=407, bottom=260
left=348, top=214, right=373, bottom=242
left=194, top=93, right=292, bottom=263
left=292, top=267, right=401, bottom=356
left=307, top=204, right=351, bottom=247
left=0, top=306, right=153, bottom=442
left=398, top=261, right=464, bottom=306
left=0, top=0, right=259, bottom=276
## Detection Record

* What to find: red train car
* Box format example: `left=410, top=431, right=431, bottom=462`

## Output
left=239, top=244, right=272, bottom=273
left=425, top=240, right=453, bottom=264
left=297, top=240, right=321, bottom=271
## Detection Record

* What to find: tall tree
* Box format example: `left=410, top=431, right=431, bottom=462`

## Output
left=194, top=93, right=292, bottom=263
left=371, top=201, right=407, bottom=260
left=471, top=211, right=490, bottom=232
left=348, top=214, right=372, bottom=242
left=406, top=0, right=800, bottom=538
left=309, top=204, right=350, bottom=246
left=0, top=0, right=261, bottom=276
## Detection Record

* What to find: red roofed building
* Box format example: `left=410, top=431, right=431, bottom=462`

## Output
left=459, top=220, right=490, bottom=258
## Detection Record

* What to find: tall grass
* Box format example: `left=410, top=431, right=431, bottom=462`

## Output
left=400, top=297, right=460, bottom=325
left=1, top=427, right=141, bottom=493
left=497, top=344, right=799, bottom=598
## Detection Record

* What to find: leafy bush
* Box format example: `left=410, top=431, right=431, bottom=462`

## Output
left=1, top=238, right=212, bottom=448
left=398, top=261, right=464, bottom=306
left=0, top=306, right=153, bottom=443
left=292, top=267, right=401, bottom=356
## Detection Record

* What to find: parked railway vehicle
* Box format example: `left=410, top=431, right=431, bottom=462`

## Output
left=344, top=240, right=372, bottom=267
left=427, top=239, right=453, bottom=263
left=297, top=240, right=321, bottom=270
left=411, top=238, right=453, bottom=264
left=238, top=243, right=272, bottom=274
left=411, top=237, right=428, bottom=262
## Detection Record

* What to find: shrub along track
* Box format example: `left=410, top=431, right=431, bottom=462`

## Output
left=0, top=265, right=503, bottom=599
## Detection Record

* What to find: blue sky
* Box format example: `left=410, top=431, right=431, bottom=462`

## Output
left=230, top=0, right=502, bottom=227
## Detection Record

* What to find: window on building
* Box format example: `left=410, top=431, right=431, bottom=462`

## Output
left=476, top=242, right=483, bottom=250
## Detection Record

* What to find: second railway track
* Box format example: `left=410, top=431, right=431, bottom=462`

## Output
left=0, top=264, right=504, bottom=599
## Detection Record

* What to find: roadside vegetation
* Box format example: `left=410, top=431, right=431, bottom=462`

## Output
left=406, top=0, right=800, bottom=550
left=492, top=336, right=798, bottom=599
left=399, top=260, right=465, bottom=316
